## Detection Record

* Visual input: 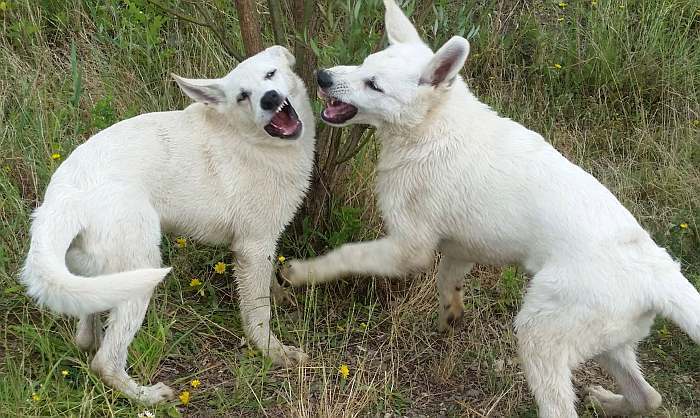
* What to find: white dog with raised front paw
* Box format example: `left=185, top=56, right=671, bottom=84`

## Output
left=282, top=1, right=700, bottom=417
left=21, top=46, right=314, bottom=404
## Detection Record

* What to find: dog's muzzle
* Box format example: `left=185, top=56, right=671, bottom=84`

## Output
left=263, top=94, right=303, bottom=139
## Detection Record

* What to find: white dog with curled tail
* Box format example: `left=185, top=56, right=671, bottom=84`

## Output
left=282, top=1, right=700, bottom=417
left=21, top=45, right=314, bottom=404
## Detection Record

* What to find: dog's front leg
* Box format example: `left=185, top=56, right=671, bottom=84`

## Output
left=436, top=256, right=474, bottom=332
left=284, top=237, right=435, bottom=286
left=233, top=240, right=307, bottom=367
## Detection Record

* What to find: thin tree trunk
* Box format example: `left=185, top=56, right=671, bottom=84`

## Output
left=290, top=0, right=316, bottom=91
left=268, top=0, right=287, bottom=45
left=288, top=0, right=336, bottom=235
left=233, top=0, right=264, bottom=57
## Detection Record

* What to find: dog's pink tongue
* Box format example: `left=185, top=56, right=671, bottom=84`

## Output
left=323, top=102, right=355, bottom=120
left=271, top=110, right=298, bottom=134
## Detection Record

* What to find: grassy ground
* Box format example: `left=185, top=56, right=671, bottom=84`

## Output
left=1, top=0, right=699, bottom=416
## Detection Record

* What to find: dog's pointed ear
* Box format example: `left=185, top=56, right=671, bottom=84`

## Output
left=172, top=74, right=225, bottom=105
left=266, top=45, right=296, bottom=67
left=383, top=0, right=421, bottom=45
left=419, top=36, right=470, bottom=87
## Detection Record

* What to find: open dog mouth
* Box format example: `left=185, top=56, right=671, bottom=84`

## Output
left=264, top=98, right=303, bottom=139
left=319, top=90, right=358, bottom=124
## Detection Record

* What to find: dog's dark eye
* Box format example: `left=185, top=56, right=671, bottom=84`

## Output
left=237, top=90, right=250, bottom=102
left=265, top=69, right=276, bottom=80
left=365, top=78, right=383, bottom=93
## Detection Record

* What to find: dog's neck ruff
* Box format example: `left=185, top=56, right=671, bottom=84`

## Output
left=380, top=80, right=472, bottom=145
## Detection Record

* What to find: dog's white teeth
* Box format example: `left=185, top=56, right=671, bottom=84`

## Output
left=273, top=98, right=289, bottom=114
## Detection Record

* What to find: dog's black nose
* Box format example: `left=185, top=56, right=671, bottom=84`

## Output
left=317, top=69, right=333, bottom=89
left=260, top=90, right=283, bottom=111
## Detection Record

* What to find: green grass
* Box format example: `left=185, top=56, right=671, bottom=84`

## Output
left=1, top=0, right=699, bottom=416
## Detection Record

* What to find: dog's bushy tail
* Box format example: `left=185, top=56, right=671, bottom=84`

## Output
left=20, top=201, right=170, bottom=317
left=657, top=268, right=700, bottom=344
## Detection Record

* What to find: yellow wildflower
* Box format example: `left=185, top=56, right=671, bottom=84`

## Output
left=553, top=63, right=562, bottom=69
left=0, top=2, right=7, bottom=12
left=31, top=393, right=41, bottom=402
left=176, top=237, right=187, bottom=248
left=214, top=262, right=227, bottom=274
left=51, top=153, right=61, bottom=160
left=179, top=390, right=190, bottom=405
left=190, top=379, right=201, bottom=388
left=190, top=278, right=202, bottom=287
left=61, top=369, right=69, bottom=377
left=591, top=0, right=597, bottom=5
left=338, top=364, right=350, bottom=379
left=557, top=17, right=564, bottom=22
left=680, top=223, right=688, bottom=229
left=277, top=255, right=286, bottom=263
left=558, top=2, right=567, bottom=8
left=619, top=4, right=625, bottom=9
left=692, top=119, right=700, bottom=127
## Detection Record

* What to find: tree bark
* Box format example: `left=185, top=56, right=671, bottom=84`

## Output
left=288, top=0, right=336, bottom=236
left=233, top=0, right=264, bottom=57
left=290, top=0, right=316, bottom=91
left=267, top=0, right=287, bottom=45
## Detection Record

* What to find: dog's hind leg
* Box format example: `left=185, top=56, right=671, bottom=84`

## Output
left=66, top=243, right=104, bottom=352
left=514, top=274, right=595, bottom=418
left=91, top=293, right=174, bottom=404
left=75, top=314, right=103, bottom=352
left=514, top=266, right=658, bottom=418
left=516, top=321, right=579, bottom=418
left=87, top=203, right=174, bottom=404
left=436, top=255, right=473, bottom=332
left=587, top=342, right=662, bottom=416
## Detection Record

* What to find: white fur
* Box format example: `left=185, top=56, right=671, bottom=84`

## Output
left=21, top=46, right=315, bottom=404
left=285, top=2, right=700, bottom=417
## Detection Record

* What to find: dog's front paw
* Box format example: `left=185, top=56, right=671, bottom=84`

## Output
left=279, top=260, right=310, bottom=287
left=271, top=279, right=297, bottom=307
left=438, top=299, right=464, bottom=333
left=268, top=344, right=309, bottom=367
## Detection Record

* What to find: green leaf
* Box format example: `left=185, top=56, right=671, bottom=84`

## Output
left=166, top=405, right=182, bottom=417
left=3, top=285, right=22, bottom=295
